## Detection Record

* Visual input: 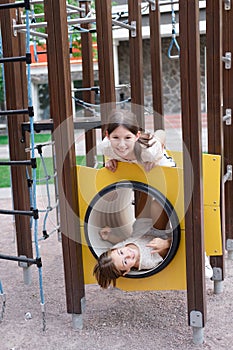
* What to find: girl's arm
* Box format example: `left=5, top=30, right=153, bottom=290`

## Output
left=100, top=137, right=119, bottom=172
left=146, top=238, right=171, bottom=259
left=105, top=159, right=118, bottom=172
left=139, top=135, right=164, bottom=171
left=99, top=226, right=131, bottom=244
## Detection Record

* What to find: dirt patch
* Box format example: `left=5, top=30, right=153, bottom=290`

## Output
left=0, top=196, right=233, bottom=350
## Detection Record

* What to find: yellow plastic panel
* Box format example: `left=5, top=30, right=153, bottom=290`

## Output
left=203, top=154, right=221, bottom=206
left=167, top=152, right=221, bottom=206
left=77, top=163, right=185, bottom=228
left=76, top=152, right=222, bottom=291
left=77, top=164, right=186, bottom=291
left=204, top=206, right=222, bottom=256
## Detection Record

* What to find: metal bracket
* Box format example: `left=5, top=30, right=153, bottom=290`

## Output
left=18, top=255, right=28, bottom=268
left=12, top=18, right=17, bottom=37
left=223, top=108, right=232, bottom=125
left=224, top=0, right=231, bottom=10
left=146, top=0, right=156, bottom=11
left=226, top=239, right=233, bottom=251
left=130, top=21, right=137, bottom=37
left=111, top=20, right=137, bottom=37
left=190, top=311, right=203, bottom=328
left=212, top=267, right=223, bottom=281
left=222, top=52, right=232, bottom=69
left=223, top=165, right=232, bottom=183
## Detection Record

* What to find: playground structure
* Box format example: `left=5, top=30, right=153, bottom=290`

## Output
left=0, top=0, right=232, bottom=345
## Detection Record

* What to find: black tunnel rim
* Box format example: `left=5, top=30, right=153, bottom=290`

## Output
left=84, top=180, right=181, bottom=279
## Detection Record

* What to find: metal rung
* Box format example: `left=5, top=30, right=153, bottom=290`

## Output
left=0, top=254, right=42, bottom=268
left=21, top=118, right=102, bottom=142
left=0, top=209, right=33, bottom=216
left=0, top=109, right=29, bottom=116
left=0, top=208, right=38, bottom=218
left=0, top=1, right=29, bottom=10
left=0, top=160, right=33, bottom=166
left=0, top=53, right=31, bottom=64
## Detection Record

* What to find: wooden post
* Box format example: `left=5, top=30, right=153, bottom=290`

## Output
left=149, top=0, right=164, bottom=130
left=128, top=0, right=145, bottom=129
left=95, top=0, right=116, bottom=131
left=44, top=0, right=85, bottom=327
left=127, top=0, right=146, bottom=216
left=206, top=0, right=225, bottom=288
left=179, top=0, right=206, bottom=343
left=80, top=0, right=96, bottom=167
left=222, top=1, right=233, bottom=257
left=0, top=2, right=32, bottom=261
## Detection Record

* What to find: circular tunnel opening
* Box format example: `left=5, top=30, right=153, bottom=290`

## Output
left=84, top=181, right=181, bottom=278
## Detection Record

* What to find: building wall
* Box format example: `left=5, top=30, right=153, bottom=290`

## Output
left=29, top=35, right=207, bottom=121
left=118, top=35, right=206, bottom=115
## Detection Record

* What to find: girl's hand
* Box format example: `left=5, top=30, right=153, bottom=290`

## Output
left=143, top=162, right=156, bottom=172
left=105, top=159, right=118, bottom=172
left=146, top=237, right=170, bottom=255
left=99, top=226, right=112, bottom=241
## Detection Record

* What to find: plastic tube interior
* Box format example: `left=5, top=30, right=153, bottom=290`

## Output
left=84, top=182, right=181, bottom=278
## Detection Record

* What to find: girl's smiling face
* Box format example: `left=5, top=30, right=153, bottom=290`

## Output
left=107, top=125, right=140, bottom=160
left=110, top=244, right=140, bottom=275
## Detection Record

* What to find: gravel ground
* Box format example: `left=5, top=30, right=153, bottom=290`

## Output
left=1, top=195, right=233, bottom=350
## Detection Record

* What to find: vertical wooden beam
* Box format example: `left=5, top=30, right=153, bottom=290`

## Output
left=179, top=0, right=206, bottom=339
left=222, top=2, right=233, bottom=254
left=44, top=0, right=85, bottom=322
left=95, top=0, right=116, bottom=130
left=0, top=2, right=32, bottom=261
left=80, top=0, right=96, bottom=167
left=149, top=0, right=164, bottom=130
left=128, top=0, right=145, bottom=129
left=128, top=0, right=145, bottom=214
left=206, top=0, right=225, bottom=282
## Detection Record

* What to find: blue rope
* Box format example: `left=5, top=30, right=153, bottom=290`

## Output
left=0, top=280, right=3, bottom=294
left=25, top=143, right=60, bottom=241
left=167, top=3, right=180, bottom=59
left=0, top=34, right=6, bottom=104
left=31, top=5, right=38, bottom=62
left=0, top=279, right=6, bottom=321
left=25, top=9, right=45, bottom=324
left=38, top=151, right=52, bottom=236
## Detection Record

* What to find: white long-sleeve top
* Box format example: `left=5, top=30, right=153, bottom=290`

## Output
left=100, top=135, right=164, bottom=166
left=112, top=218, right=164, bottom=270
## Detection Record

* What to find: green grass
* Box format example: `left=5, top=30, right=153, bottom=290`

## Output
left=0, top=135, right=9, bottom=145
left=0, top=133, right=103, bottom=187
left=0, top=155, right=103, bottom=188
left=0, top=133, right=51, bottom=145
left=0, top=164, right=10, bottom=188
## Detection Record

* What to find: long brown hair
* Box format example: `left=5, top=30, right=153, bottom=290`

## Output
left=105, top=109, right=157, bottom=163
left=93, top=250, right=126, bottom=289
